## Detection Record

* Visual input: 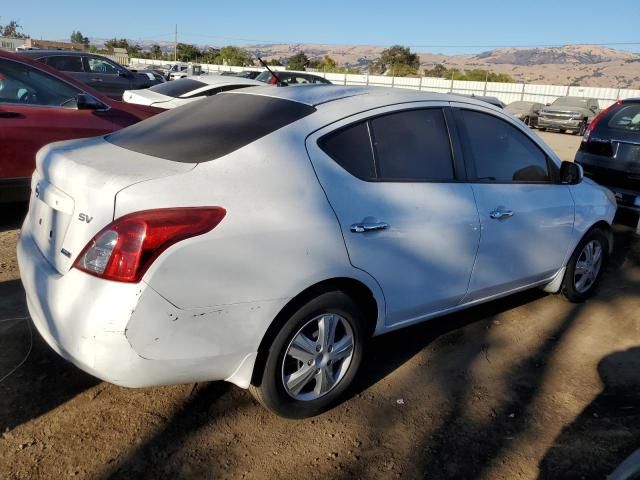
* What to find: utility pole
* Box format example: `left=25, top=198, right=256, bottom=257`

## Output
left=174, top=24, right=177, bottom=62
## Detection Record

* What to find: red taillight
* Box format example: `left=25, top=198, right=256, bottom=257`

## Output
left=73, top=207, right=226, bottom=283
left=582, top=101, right=621, bottom=143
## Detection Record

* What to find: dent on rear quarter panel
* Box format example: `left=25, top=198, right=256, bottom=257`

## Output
left=115, top=121, right=385, bottom=339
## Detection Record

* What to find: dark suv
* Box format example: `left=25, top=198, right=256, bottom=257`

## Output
left=575, top=98, right=640, bottom=213
left=17, top=50, right=165, bottom=99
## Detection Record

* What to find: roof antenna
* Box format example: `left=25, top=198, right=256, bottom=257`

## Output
left=257, top=56, right=287, bottom=87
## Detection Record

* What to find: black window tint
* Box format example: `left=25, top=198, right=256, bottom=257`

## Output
left=460, top=110, right=550, bottom=182
left=370, top=109, right=454, bottom=181
left=44, top=56, right=84, bottom=73
left=608, top=104, right=640, bottom=132
left=107, top=93, right=315, bottom=163
left=149, top=78, right=207, bottom=97
left=320, top=122, right=375, bottom=179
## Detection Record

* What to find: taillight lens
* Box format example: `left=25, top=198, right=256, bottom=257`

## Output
left=582, top=101, right=621, bottom=143
left=74, top=207, right=226, bottom=283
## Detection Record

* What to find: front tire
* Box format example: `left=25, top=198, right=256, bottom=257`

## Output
left=562, top=229, right=609, bottom=302
left=250, top=291, right=367, bottom=418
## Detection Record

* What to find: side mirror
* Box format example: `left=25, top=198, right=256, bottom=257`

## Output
left=76, top=93, right=108, bottom=111
left=118, top=70, right=132, bottom=77
left=560, top=161, right=583, bottom=185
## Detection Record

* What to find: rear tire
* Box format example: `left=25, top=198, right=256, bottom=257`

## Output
left=562, top=229, right=609, bottom=302
left=577, top=120, right=587, bottom=136
left=249, top=291, right=367, bottom=418
left=539, top=127, right=546, bottom=131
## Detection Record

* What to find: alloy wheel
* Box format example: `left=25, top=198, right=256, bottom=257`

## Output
left=281, top=313, right=355, bottom=401
left=574, top=240, right=603, bottom=293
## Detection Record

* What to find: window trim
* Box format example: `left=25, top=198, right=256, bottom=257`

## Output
left=318, top=106, right=464, bottom=184
left=453, top=106, right=560, bottom=185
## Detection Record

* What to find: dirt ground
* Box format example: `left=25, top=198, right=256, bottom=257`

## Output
left=1, top=131, right=639, bottom=480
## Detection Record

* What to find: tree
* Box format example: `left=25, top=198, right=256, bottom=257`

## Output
left=423, top=64, right=513, bottom=83
left=423, top=63, right=448, bottom=78
left=70, top=30, right=89, bottom=46
left=1, top=20, right=28, bottom=38
left=267, top=58, right=283, bottom=66
left=176, top=43, right=201, bottom=62
left=315, top=55, right=337, bottom=72
left=370, top=45, right=420, bottom=76
left=287, top=52, right=309, bottom=71
left=213, top=46, right=252, bottom=66
left=104, top=38, right=130, bottom=51
left=150, top=44, right=162, bottom=59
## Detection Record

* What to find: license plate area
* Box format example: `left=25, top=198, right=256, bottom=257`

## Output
left=31, top=180, right=74, bottom=271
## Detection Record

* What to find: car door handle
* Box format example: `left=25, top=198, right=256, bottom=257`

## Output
left=0, top=111, right=21, bottom=118
left=490, top=209, right=514, bottom=220
left=89, top=78, right=103, bottom=82
left=350, top=222, right=389, bottom=233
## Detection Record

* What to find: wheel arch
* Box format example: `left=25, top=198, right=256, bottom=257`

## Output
left=250, top=277, right=380, bottom=386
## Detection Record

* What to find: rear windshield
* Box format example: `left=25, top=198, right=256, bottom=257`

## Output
left=149, top=78, right=207, bottom=97
left=608, top=104, right=640, bottom=132
left=106, top=93, right=316, bottom=162
left=552, top=97, right=589, bottom=108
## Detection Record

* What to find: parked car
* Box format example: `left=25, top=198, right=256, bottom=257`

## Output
left=17, top=50, right=165, bottom=100
left=256, top=70, right=332, bottom=85
left=537, top=96, right=600, bottom=135
left=220, top=70, right=262, bottom=80
left=163, top=62, right=189, bottom=80
left=0, top=50, right=161, bottom=202
left=169, top=63, right=203, bottom=80
left=17, top=86, right=616, bottom=419
left=506, top=100, right=544, bottom=127
left=575, top=98, right=640, bottom=213
left=123, top=76, right=263, bottom=109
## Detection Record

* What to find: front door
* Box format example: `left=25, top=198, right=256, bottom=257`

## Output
left=306, top=104, right=480, bottom=326
left=452, top=106, right=575, bottom=301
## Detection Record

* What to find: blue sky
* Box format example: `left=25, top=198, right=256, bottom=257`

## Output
left=2, top=0, right=639, bottom=54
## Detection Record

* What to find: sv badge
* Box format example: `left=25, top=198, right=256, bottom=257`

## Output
left=78, top=213, right=93, bottom=224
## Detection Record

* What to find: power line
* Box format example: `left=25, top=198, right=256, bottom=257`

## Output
left=175, top=31, right=640, bottom=50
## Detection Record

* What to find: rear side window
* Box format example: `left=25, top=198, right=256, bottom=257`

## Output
left=370, top=109, right=454, bottom=181
left=107, top=93, right=316, bottom=163
left=608, top=104, right=640, bottom=132
left=459, top=110, right=551, bottom=183
left=44, top=56, right=84, bottom=73
left=149, top=78, right=207, bottom=97
left=320, top=122, right=376, bottom=180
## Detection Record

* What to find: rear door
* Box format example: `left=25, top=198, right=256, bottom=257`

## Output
left=306, top=104, right=480, bottom=326
left=452, top=104, right=574, bottom=301
left=83, top=55, right=132, bottom=99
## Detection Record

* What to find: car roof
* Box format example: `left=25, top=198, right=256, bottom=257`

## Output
left=227, top=84, right=495, bottom=110
left=192, top=75, right=263, bottom=86
left=17, top=49, right=91, bottom=58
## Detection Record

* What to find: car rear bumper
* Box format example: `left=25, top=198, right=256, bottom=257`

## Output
left=17, top=226, right=259, bottom=388
left=576, top=152, right=640, bottom=213
left=537, top=118, right=582, bottom=130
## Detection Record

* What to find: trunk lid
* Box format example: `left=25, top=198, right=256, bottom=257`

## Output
left=27, top=136, right=194, bottom=274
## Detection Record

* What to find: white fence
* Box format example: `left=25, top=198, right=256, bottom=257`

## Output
left=131, top=58, right=640, bottom=109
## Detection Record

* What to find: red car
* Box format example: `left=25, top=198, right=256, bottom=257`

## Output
left=0, top=50, right=161, bottom=202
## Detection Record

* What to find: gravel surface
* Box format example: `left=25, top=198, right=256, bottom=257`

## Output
left=0, top=131, right=638, bottom=480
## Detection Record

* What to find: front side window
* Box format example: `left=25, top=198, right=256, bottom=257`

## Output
left=0, top=58, right=81, bottom=107
left=44, top=55, right=84, bottom=73
left=459, top=109, right=551, bottom=183
left=86, top=57, right=121, bottom=74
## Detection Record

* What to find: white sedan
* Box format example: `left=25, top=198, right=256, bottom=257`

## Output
left=122, top=75, right=262, bottom=109
left=18, top=86, right=616, bottom=418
